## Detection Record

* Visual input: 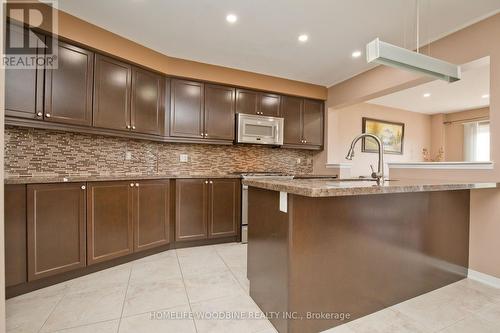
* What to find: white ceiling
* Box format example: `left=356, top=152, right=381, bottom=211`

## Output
left=57, top=0, right=500, bottom=86
left=368, top=58, right=490, bottom=114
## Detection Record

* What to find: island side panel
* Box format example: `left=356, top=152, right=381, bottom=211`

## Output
left=287, top=190, right=470, bottom=333
left=248, top=187, right=290, bottom=333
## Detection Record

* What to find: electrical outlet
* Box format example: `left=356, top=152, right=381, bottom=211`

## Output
left=296, top=158, right=301, bottom=165
left=180, top=154, right=189, bottom=163
left=125, top=151, right=132, bottom=160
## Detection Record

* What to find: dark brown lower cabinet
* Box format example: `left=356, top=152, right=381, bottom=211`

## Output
left=87, top=181, right=134, bottom=264
left=175, top=179, right=208, bottom=241
left=5, top=185, right=27, bottom=287
left=134, top=180, right=171, bottom=251
left=27, top=183, right=86, bottom=281
left=208, top=179, right=240, bottom=238
left=176, top=179, right=240, bottom=242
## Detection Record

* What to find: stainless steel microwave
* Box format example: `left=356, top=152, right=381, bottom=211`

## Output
left=236, top=113, right=284, bottom=145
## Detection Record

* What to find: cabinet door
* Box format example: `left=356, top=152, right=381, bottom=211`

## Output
left=87, top=181, right=133, bottom=264
left=204, top=84, right=235, bottom=140
left=208, top=179, right=240, bottom=239
left=281, top=96, right=303, bottom=145
left=131, top=67, right=166, bottom=136
left=5, top=185, right=27, bottom=287
left=236, top=89, right=259, bottom=115
left=302, top=99, right=324, bottom=146
left=27, top=183, right=86, bottom=281
left=134, top=180, right=170, bottom=251
left=175, top=179, right=208, bottom=241
left=44, top=40, right=94, bottom=126
left=170, top=79, right=204, bottom=138
left=5, top=25, right=44, bottom=119
left=259, top=93, right=281, bottom=117
left=93, top=55, right=132, bottom=131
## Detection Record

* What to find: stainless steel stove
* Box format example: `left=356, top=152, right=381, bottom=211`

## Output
left=238, top=172, right=294, bottom=243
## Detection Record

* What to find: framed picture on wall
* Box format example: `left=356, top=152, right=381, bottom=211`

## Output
left=362, top=117, right=405, bottom=155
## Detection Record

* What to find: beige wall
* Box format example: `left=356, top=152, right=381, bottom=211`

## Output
left=328, top=103, right=431, bottom=177
left=12, top=3, right=326, bottom=100
left=321, top=13, right=500, bottom=278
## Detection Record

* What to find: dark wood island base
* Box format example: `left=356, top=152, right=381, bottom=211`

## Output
left=247, top=187, right=471, bottom=333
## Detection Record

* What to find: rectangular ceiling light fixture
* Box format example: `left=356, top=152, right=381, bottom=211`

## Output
left=366, top=38, right=461, bottom=82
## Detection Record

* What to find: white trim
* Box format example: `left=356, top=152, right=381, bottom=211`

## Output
left=326, top=163, right=352, bottom=169
left=468, top=269, right=500, bottom=289
left=388, top=162, right=494, bottom=170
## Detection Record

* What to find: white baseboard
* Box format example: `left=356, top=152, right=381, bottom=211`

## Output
left=468, top=269, right=500, bottom=288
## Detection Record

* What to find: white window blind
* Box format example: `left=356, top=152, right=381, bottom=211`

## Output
left=463, top=121, right=490, bottom=162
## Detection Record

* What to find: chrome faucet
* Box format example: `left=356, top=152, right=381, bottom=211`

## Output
left=345, top=133, right=385, bottom=185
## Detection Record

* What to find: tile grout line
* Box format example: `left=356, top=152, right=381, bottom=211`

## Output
left=36, top=284, right=71, bottom=333
left=215, top=245, right=249, bottom=293
left=41, top=318, right=120, bottom=333
left=116, top=265, right=133, bottom=333
left=175, top=249, right=200, bottom=333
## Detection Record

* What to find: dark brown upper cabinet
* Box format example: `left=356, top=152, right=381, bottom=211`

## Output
left=259, top=93, right=281, bottom=116
left=5, top=24, right=44, bottom=120
left=133, top=179, right=171, bottom=251
left=44, top=40, right=94, bottom=126
left=170, top=79, right=204, bottom=138
left=175, top=179, right=208, bottom=241
left=87, top=181, right=134, bottom=265
left=131, top=68, right=167, bottom=136
left=281, top=96, right=304, bottom=145
left=236, top=89, right=259, bottom=115
left=176, top=178, right=240, bottom=242
left=302, top=99, right=324, bottom=146
left=204, top=84, right=235, bottom=141
left=236, top=89, right=281, bottom=117
left=93, top=54, right=132, bottom=131
left=208, top=179, right=240, bottom=239
left=5, top=185, right=27, bottom=287
left=281, top=96, right=324, bottom=148
left=27, top=183, right=86, bottom=281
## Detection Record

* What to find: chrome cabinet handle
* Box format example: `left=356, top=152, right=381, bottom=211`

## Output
left=200, top=133, right=204, bottom=137
left=130, top=183, right=134, bottom=187
left=45, top=113, right=51, bottom=118
left=37, top=112, right=43, bottom=117
left=209, top=181, right=213, bottom=184
left=81, top=185, right=86, bottom=190
left=126, top=125, right=131, bottom=129
left=135, top=183, right=139, bottom=187
left=205, top=180, right=209, bottom=184
left=132, top=126, right=136, bottom=130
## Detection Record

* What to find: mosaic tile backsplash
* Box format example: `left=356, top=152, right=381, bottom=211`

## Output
left=5, top=127, right=316, bottom=178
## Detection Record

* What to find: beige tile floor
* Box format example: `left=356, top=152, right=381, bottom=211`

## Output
left=6, top=242, right=500, bottom=333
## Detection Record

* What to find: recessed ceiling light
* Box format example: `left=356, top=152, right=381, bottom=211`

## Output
left=351, top=50, right=362, bottom=58
left=423, top=93, right=431, bottom=98
left=298, top=34, right=309, bottom=42
left=226, top=14, right=237, bottom=23
left=482, top=94, right=490, bottom=99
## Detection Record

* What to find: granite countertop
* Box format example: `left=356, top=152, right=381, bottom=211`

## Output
left=242, top=178, right=498, bottom=197
left=4, top=173, right=242, bottom=184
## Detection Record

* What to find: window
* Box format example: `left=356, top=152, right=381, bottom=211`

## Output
left=463, top=121, right=490, bottom=162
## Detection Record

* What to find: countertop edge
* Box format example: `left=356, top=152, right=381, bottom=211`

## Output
left=242, top=179, right=499, bottom=197
left=4, top=174, right=243, bottom=184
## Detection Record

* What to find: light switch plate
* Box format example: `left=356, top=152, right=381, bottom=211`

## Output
left=125, top=151, right=132, bottom=160
left=180, top=154, right=189, bottom=162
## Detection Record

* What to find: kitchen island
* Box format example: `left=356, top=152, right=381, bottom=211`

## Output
left=242, top=178, right=497, bottom=333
